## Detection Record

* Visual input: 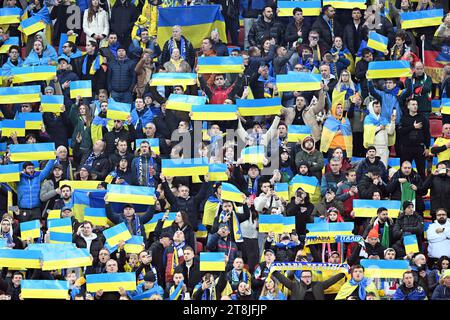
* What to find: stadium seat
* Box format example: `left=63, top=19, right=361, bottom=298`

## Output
left=429, top=117, right=443, bottom=138
left=196, top=241, right=204, bottom=253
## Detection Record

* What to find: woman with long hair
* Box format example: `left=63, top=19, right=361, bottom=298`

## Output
left=428, top=256, right=450, bottom=293
left=83, top=0, right=110, bottom=44
left=69, top=100, right=93, bottom=162
left=259, top=278, right=286, bottom=300
left=320, top=207, right=346, bottom=262
left=158, top=211, right=196, bottom=251
left=333, top=69, right=357, bottom=111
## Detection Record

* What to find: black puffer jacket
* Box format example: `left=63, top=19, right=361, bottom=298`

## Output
left=348, top=242, right=386, bottom=266
left=264, top=239, right=302, bottom=262
left=386, top=170, right=424, bottom=213
left=356, top=156, right=389, bottom=183
left=311, top=15, right=343, bottom=51
left=107, top=58, right=136, bottom=93
left=247, top=16, right=285, bottom=47
left=393, top=212, right=424, bottom=243
left=110, top=0, right=139, bottom=47
left=73, top=232, right=105, bottom=265
left=79, top=151, right=110, bottom=180
left=422, top=174, right=450, bottom=218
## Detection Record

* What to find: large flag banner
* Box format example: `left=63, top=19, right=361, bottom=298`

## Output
left=86, top=272, right=137, bottom=292
left=157, top=5, right=227, bottom=49
left=15, top=112, right=43, bottom=130
left=353, top=199, right=401, bottom=218
left=9, top=143, right=55, bottom=162
left=20, top=219, right=41, bottom=239
left=403, top=234, right=419, bottom=254
left=70, top=80, right=92, bottom=98
left=166, top=94, right=207, bottom=112
left=191, top=104, right=238, bottom=121
left=220, top=182, right=245, bottom=203
left=11, top=66, right=56, bottom=83
left=0, top=37, right=19, bottom=54
left=277, top=1, right=321, bottom=16
left=423, top=38, right=450, bottom=84
left=103, top=222, right=132, bottom=247
left=360, top=259, right=409, bottom=279
left=199, top=252, right=226, bottom=271
left=197, top=56, right=244, bottom=74
left=323, top=0, right=366, bottom=9
left=162, top=158, right=209, bottom=177
left=270, top=261, right=349, bottom=273
left=0, top=249, right=42, bottom=269
left=21, top=280, right=69, bottom=299
left=106, top=184, right=156, bottom=205
left=258, top=214, right=284, bottom=233
left=84, top=208, right=110, bottom=226
left=41, top=248, right=92, bottom=270
left=367, top=31, right=388, bottom=53
left=0, top=164, right=20, bottom=182
left=40, top=95, right=64, bottom=113
left=276, top=73, right=322, bottom=92
left=1, top=119, right=26, bottom=137
left=0, top=8, right=21, bottom=24
left=367, top=60, right=412, bottom=79
left=107, top=99, right=131, bottom=120
left=149, top=73, right=197, bottom=86
left=0, top=85, right=41, bottom=104
left=400, top=9, right=443, bottom=29
left=236, top=98, right=282, bottom=116
left=287, top=125, right=312, bottom=143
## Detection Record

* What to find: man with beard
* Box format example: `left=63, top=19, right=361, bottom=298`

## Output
left=286, top=187, right=315, bottom=236
left=295, top=136, right=324, bottom=180
left=53, top=184, right=73, bottom=210
left=423, top=162, right=450, bottom=219
left=427, top=209, right=450, bottom=265
left=362, top=207, right=394, bottom=249
left=356, top=147, right=389, bottom=183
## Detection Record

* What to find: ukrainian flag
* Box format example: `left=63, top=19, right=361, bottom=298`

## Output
left=19, top=15, right=46, bottom=36
left=353, top=199, right=401, bottom=218
left=162, top=158, right=209, bottom=177
left=283, top=216, right=296, bottom=233
left=221, top=182, right=245, bottom=203
left=259, top=214, right=284, bottom=233
left=199, top=252, right=226, bottom=271
left=60, top=180, right=101, bottom=191
left=441, top=98, right=450, bottom=115
left=106, top=184, right=156, bottom=205
left=400, top=9, right=443, bottom=29
left=191, top=104, right=238, bottom=121
left=157, top=5, right=227, bottom=49
left=169, top=280, right=184, bottom=300
left=423, top=199, right=431, bottom=220
left=70, top=80, right=92, bottom=98
left=431, top=99, right=441, bottom=113
left=388, top=157, right=401, bottom=171
left=84, top=208, right=110, bottom=227
left=144, top=212, right=164, bottom=235
left=367, top=60, right=412, bottom=79
left=241, top=146, right=265, bottom=164
left=0, top=8, right=21, bottom=24
left=276, top=73, right=321, bottom=92
left=124, top=236, right=144, bottom=254
left=287, top=125, right=312, bottom=143
left=0, top=249, right=42, bottom=269
left=20, top=219, right=41, bottom=239
left=11, top=66, right=56, bottom=83
left=166, top=94, right=207, bottom=112
left=0, top=142, right=6, bottom=155
left=0, top=37, right=19, bottom=54
left=367, top=31, right=388, bottom=53
left=196, top=223, right=208, bottom=239
left=236, top=98, right=282, bottom=116
left=274, top=183, right=289, bottom=201
left=86, top=272, right=136, bottom=292
left=208, top=163, right=228, bottom=182
left=103, top=222, right=132, bottom=247
left=323, top=0, right=366, bottom=9
left=289, top=175, right=319, bottom=196
left=306, top=222, right=354, bottom=237
left=49, top=231, right=73, bottom=244
left=48, top=217, right=72, bottom=233
left=320, top=116, right=353, bottom=157
left=1, top=119, right=26, bottom=137
left=162, top=212, right=177, bottom=228
left=360, top=259, right=409, bottom=279
left=0, top=85, right=41, bottom=104
left=21, top=280, right=69, bottom=299
left=41, top=248, right=92, bottom=270
left=27, top=243, right=76, bottom=252
left=10, top=142, right=55, bottom=162
left=197, top=56, right=244, bottom=74
left=149, top=73, right=197, bottom=87
left=0, top=164, right=20, bottom=182
left=15, top=112, right=43, bottom=130
left=136, top=138, right=160, bottom=155
left=403, top=234, right=419, bottom=254
left=277, top=1, right=320, bottom=17
left=41, top=95, right=64, bottom=113
left=107, top=99, right=131, bottom=121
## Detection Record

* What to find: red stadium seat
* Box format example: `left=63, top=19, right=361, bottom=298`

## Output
left=429, top=117, right=443, bottom=138
left=196, top=241, right=204, bottom=253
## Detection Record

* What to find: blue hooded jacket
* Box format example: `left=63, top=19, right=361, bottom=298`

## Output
left=392, top=284, right=427, bottom=300
left=1, top=57, right=24, bottom=76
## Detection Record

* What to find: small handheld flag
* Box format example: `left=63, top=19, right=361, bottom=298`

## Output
left=106, top=184, right=156, bottom=205
left=161, top=158, right=209, bottom=177
left=107, top=99, right=131, bottom=120
left=403, top=234, right=419, bottom=254
left=20, top=219, right=41, bottom=240
left=9, top=143, right=55, bottom=162
left=166, top=94, right=207, bottom=112
left=15, top=112, right=43, bottom=130
left=200, top=252, right=226, bottom=271
left=191, top=104, right=238, bottom=121
left=86, top=272, right=137, bottom=292
left=367, top=61, right=412, bottom=79
left=70, top=80, right=92, bottom=98
left=0, top=164, right=20, bottom=182
left=287, top=125, right=312, bottom=143
left=367, top=31, right=388, bottom=53
left=41, top=95, right=64, bottom=113
left=21, top=280, right=69, bottom=299
left=197, top=56, right=244, bottom=74
left=236, top=98, right=282, bottom=116
left=103, top=222, right=132, bottom=247
left=220, top=182, right=245, bottom=203
left=258, top=214, right=284, bottom=233
left=0, top=85, right=41, bottom=104
left=149, top=73, right=196, bottom=86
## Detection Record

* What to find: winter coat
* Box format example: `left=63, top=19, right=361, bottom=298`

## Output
left=206, top=233, right=238, bottom=271
left=348, top=242, right=386, bottom=266
left=422, top=174, right=450, bottom=215
left=343, top=21, right=364, bottom=55
left=69, top=103, right=92, bottom=151
left=393, top=284, right=427, bottom=300
left=386, top=170, right=423, bottom=202
left=110, top=0, right=139, bottom=41
left=412, top=73, right=433, bottom=113
left=362, top=216, right=395, bottom=246
left=336, top=180, right=359, bottom=217
left=247, top=16, right=285, bottom=47
left=103, top=125, right=136, bottom=155
left=105, top=203, right=155, bottom=240
left=393, top=212, right=424, bottom=243
left=311, top=15, right=342, bottom=51
left=399, top=111, right=430, bottom=147
left=285, top=199, right=315, bottom=235
left=426, top=219, right=450, bottom=259
left=174, top=257, right=203, bottom=294
left=357, top=175, right=386, bottom=199
left=17, top=160, right=55, bottom=209
left=23, top=49, right=55, bottom=66
left=42, top=111, right=71, bottom=149
left=73, top=232, right=105, bottom=265
left=285, top=21, right=310, bottom=46
left=160, top=36, right=196, bottom=69
left=431, top=284, right=450, bottom=300
left=264, top=240, right=301, bottom=262
left=107, top=58, right=136, bottom=93
left=83, top=8, right=110, bottom=43
left=57, top=69, right=79, bottom=107
left=312, top=199, right=344, bottom=218
left=254, top=193, right=284, bottom=213
left=79, top=151, right=110, bottom=180
left=320, top=171, right=346, bottom=196
left=356, top=157, right=388, bottom=183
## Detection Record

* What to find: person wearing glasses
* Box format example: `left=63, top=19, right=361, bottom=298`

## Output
left=427, top=208, right=450, bottom=266
left=60, top=41, right=83, bottom=64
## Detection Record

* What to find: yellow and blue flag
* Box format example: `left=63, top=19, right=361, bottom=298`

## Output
left=403, top=234, right=419, bottom=254
left=70, top=80, right=92, bottom=98
left=208, top=163, right=228, bottom=182
left=169, top=280, right=184, bottom=300
left=166, top=94, right=207, bottom=112
left=0, top=164, right=20, bottom=182
left=144, top=213, right=164, bottom=235
left=259, top=214, right=284, bottom=233
left=320, top=115, right=353, bottom=157
left=124, top=236, right=145, bottom=254
left=19, top=15, right=46, bottom=36
left=84, top=207, right=110, bottom=227
left=283, top=216, right=296, bottom=233
left=60, top=180, right=101, bottom=191
left=367, top=31, right=388, bottom=53
left=162, top=212, right=177, bottom=228
left=0, top=85, right=41, bottom=104
left=9, top=142, right=55, bottom=162
left=11, top=66, right=56, bottom=83
left=236, top=97, right=282, bottom=116
left=197, top=56, right=244, bottom=74
left=157, top=5, right=227, bottom=48
left=277, top=1, right=320, bottom=16
left=48, top=217, right=72, bottom=233
left=241, top=146, right=265, bottom=164
left=323, top=0, right=366, bottom=9
left=306, top=222, right=354, bottom=237
left=20, top=219, right=41, bottom=239
left=0, top=37, right=19, bottom=54
left=0, top=8, right=21, bottom=24
left=0, top=249, right=42, bottom=269
left=41, top=248, right=92, bottom=270
left=352, top=199, right=401, bottom=218
left=58, top=32, right=77, bottom=55
left=149, top=73, right=197, bottom=87
left=289, top=175, right=319, bottom=195
left=162, top=158, right=209, bottom=177
left=47, top=210, right=61, bottom=220
left=21, top=280, right=69, bottom=299
left=199, top=252, right=226, bottom=271
left=196, top=224, right=208, bottom=239
left=221, top=182, right=245, bottom=203
left=0, top=142, right=6, bottom=156
left=287, top=125, right=312, bottom=143
left=103, top=222, right=132, bottom=247
left=191, top=104, right=238, bottom=121
left=400, top=9, right=443, bottom=29
left=360, top=259, right=409, bottom=279
left=277, top=73, right=321, bottom=92
left=441, top=98, right=450, bottom=115
left=107, top=99, right=131, bottom=120
left=40, top=95, right=64, bottom=113
left=367, top=60, right=412, bottom=79
left=274, top=183, right=289, bottom=201
left=424, top=199, right=431, bottom=220
left=48, top=231, right=72, bottom=244
left=1, top=119, right=26, bottom=137
left=86, top=272, right=136, bottom=292
left=136, top=138, right=160, bottom=155
left=106, top=184, right=156, bottom=205
left=388, top=157, right=401, bottom=171
left=15, top=112, right=43, bottom=130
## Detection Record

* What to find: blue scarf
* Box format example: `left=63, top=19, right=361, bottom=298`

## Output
left=82, top=54, right=102, bottom=75
left=129, top=214, right=142, bottom=236
left=247, top=176, right=259, bottom=195
left=231, top=269, right=248, bottom=284
left=169, top=37, right=186, bottom=60
left=349, top=277, right=370, bottom=300
left=135, top=156, right=156, bottom=187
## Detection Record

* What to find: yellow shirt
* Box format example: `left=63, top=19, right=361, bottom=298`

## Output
left=434, top=137, right=450, bottom=163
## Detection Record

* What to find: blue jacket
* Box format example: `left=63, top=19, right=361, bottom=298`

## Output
left=18, top=159, right=55, bottom=209
left=1, top=57, right=23, bottom=76
left=23, top=49, right=55, bottom=66
left=431, top=284, right=450, bottom=300
left=392, top=284, right=427, bottom=300
left=130, top=107, right=153, bottom=138
left=132, top=282, right=164, bottom=298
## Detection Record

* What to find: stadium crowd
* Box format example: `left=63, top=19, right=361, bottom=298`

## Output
left=0, top=0, right=450, bottom=301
